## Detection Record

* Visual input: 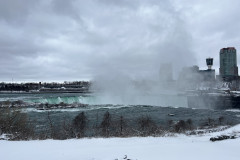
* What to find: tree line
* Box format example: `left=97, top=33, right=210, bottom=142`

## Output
left=0, top=109, right=228, bottom=140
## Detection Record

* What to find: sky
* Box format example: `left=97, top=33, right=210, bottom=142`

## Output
left=0, top=0, right=240, bottom=82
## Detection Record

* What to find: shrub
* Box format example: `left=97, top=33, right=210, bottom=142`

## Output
left=174, top=120, right=187, bottom=133
left=138, top=116, right=157, bottom=136
left=0, top=108, right=34, bottom=140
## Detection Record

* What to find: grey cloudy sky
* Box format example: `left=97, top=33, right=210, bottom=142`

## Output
left=0, top=0, right=240, bottom=82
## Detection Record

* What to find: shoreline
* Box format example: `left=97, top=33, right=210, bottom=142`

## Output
left=0, top=91, right=91, bottom=94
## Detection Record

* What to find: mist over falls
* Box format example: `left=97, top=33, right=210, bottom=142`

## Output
left=88, top=12, right=197, bottom=106
left=89, top=16, right=197, bottom=105
left=90, top=69, right=188, bottom=107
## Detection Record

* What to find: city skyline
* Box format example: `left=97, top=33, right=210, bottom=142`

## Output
left=0, top=0, right=240, bottom=82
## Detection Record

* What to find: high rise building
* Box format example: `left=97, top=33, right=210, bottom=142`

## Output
left=219, top=47, right=238, bottom=80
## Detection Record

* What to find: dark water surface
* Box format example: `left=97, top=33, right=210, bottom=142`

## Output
left=24, top=105, right=240, bottom=134
left=1, top=93, right=240, bottom=134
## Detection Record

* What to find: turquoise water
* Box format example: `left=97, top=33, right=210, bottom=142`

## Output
left=27, top=95, right=96, bottom=104
left=0, top=92, right=187, bottom=107
left=0, top=93, right=96, bottom=105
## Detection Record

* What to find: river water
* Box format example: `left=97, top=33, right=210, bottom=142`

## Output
left=0, top=92, right=187, bottom=107
left=1, top=92, right=240, bottom=134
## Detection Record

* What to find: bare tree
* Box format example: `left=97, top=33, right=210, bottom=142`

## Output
left=138, top=115, right=157, bottom=136
left=186, top=119, right=193, bottom=130
left=174, top=120, right=187, bottom=133
left=73, top=112, right=87, bottom=138
left=218, top=116, right=224, bottom=125
left=100, top=111, right=111, bottom=137
left=62, top=116, right=74, bottom=139
left=113, top=115, right=127, bottom=137
left=207, top=118, right=215, bottom=127
left=119, top=115, right=125, bottom=136
left=47, top=111, right=55, bottom=138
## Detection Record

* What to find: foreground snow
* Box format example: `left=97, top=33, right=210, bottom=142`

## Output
left=1, top=125, right=240, bottom=160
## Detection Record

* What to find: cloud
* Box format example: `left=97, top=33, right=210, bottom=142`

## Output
left=173, top=0, right=240, bottom=71
left=0, top=0, right=239, bottom=82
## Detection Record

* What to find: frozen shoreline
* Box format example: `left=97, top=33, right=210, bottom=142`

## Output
left=1, top=124, right=240, bottom=160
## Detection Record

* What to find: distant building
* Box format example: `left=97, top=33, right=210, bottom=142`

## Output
left=219, top=47, right=238, bottom=81
left=178, top=65, right=200, bottom=82
left=198, top=58, right=215, bottom=81
left=178, top=58, right=215, bottom=89
left=179, top=58, right=215, bottom=82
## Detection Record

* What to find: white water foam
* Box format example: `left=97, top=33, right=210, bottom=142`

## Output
left=226, top=109, right=240, bottom=113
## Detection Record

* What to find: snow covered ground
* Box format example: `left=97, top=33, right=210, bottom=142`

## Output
left=1, top=125, right=240, bottom=160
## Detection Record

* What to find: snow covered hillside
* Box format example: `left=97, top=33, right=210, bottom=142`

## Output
left=1, top=124, right=240, bottom=160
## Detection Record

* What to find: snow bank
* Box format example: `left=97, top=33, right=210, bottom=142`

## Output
left=1, top=125, right=240, bottom=160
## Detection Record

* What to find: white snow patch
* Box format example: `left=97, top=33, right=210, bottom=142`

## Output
left=1, top=125, right=240, bottom=160
left=0, top=134, right=8, bottom=140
